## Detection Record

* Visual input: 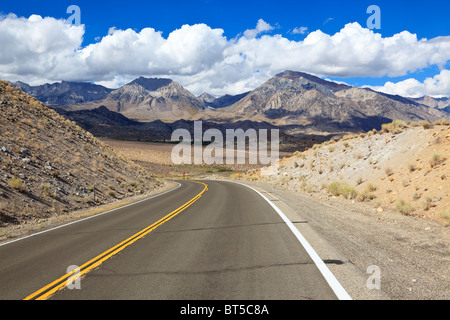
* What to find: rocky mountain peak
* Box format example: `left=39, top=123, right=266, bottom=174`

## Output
left=273, top=70, right=351, bottom=94
left=198, top=93, right=216, bottom=103
left=128, top=77, right=173, bottom=92
left=212, top=70, right=449, bottom=130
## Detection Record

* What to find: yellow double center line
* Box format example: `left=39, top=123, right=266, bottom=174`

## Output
left=24, top=181, right=208, bottom=300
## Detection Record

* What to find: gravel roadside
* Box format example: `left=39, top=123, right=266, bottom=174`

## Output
left=237, top=180, right=449, bottom=300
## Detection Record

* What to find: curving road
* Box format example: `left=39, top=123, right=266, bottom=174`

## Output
left=0, top=180, right=348, bottom=300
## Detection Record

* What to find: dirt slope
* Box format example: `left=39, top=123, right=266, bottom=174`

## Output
left=241, top=121, right=450, bottom=225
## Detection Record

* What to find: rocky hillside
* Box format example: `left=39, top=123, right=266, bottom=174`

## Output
left=240, top=119, right=450, bottom=225
left=0, top=80, right=164, bottom=227
left=412, top=96, right=450, bottom=110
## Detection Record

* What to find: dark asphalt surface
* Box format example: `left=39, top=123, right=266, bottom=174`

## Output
left=0, top=180, right=337, bottom=300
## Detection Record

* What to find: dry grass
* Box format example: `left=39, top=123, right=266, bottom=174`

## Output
left=381, top=119, right=408, bottom=134
left=430, top=154, right=446, bottom=167
left=396, top=200, right=415, bottom=215
left=434, top=118, right=450, bottom=126
left=40, top=183, right=55, bottom=198
left=8, top=178, right=26, bottom=193
left=326, top=182, right=358, bottom=199
left=423, top=197, right=434, bottom=211
left=439, top=210, right=450, bottom=225
left=385, top=167, right=394, bottom=177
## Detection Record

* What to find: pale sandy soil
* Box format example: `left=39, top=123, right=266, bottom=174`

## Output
left=245, top=125, right=450, bottom=226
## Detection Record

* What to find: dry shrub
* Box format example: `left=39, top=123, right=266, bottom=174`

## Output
left=396, top=200, right=415, bottom=215
left=433, top=118, right=449, bottom=126
left=382, top=120, right=408, bottom=134
left=385, top=167, right=394, bottom=177
left=8, top=178, right=26, bottom=192
left=327, top=181, right=358, bottom=199
left=430, top=154, right=446, bottom=167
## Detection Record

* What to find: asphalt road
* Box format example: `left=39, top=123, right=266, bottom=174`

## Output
left=0, top=180, right=342, bottom=300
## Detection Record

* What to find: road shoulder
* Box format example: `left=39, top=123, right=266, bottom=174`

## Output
left=233, top=180, right=449, bottom=300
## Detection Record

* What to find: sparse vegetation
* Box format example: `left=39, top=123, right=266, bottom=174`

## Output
left=327, top=182, right=357, bottom=199
left=107, top=190, right=117, bottom=198
left=430, top=154, right=446, bottom=167
left=229, top=173, right=241, bottom=180
left=385, top=167, right=394, bottom=177
left=239, top=116, right=449, bottom=226
left=402, top=179, right=410, bottom=187
left=40, top=183, right=55, bottom=198
left=420, top=120, right=433, bottom=129
left=381, top=119, right=408, bottom=134
left=357, top=191, right=376, bottom=202
left=423, top=197, right=433, bottom=211
left=8, top=178, right=26, bottom=193
left=434, top=118, right=450, bottom=126
left=439, top=210, right=450, bottom=225
left=412, top=192, right=421, bottom=200
left=396, top=200, right=415, bottom=215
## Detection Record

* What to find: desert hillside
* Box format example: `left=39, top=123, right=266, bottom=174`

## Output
left=240, top=119, right=450, bottom=225
left=0, top=80, right=164, bottom=227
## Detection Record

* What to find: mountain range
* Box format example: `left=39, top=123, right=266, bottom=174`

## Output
left=14, top=71, right=450, bottom=132
left=14, top=80, right=113, bottom=105
left=196, top=71, right=449, bottom=131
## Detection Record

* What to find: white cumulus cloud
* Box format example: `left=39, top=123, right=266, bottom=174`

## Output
left=291, top=26, right=308, bottom=35
left=366, top=69, right=450, bottom=98
left=0, top=14, right=84, bottom=84
left=0, top=14, right=449, bottom=97
left=243, top=19, right=275, bottom=39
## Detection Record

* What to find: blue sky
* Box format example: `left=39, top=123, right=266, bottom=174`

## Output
left=2, top=1, right=448, bottom=40
left=0, top=0, right=449, bottom=96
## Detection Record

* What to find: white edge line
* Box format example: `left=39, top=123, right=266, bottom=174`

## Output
left=229, top=180, right=352, bottom=300
left=0, top=182, right=182, bottom=248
